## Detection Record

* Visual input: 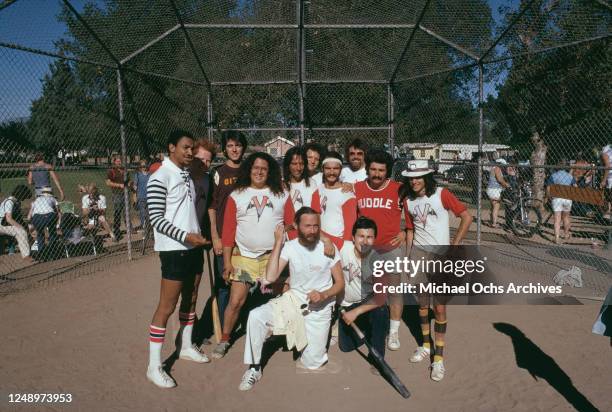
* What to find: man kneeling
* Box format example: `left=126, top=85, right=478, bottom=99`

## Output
left=239, top=207, right=344, bottom=391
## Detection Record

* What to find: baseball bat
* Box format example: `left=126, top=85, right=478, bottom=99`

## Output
left=206, top=249, right=222, bottom=344
left=340, top=309, right=411, bottom=399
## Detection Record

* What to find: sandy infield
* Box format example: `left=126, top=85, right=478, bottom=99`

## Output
left=1, top=255, right=610, bottom=412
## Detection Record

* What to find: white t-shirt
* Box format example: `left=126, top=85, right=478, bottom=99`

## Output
left=339, top=242, right=374, bottom=307
left=280, top=238, right=340, bottom=307
left=289, top=179, right=318, bottom=211
left=30, top=195, right=58, bottom=216
left=81, top=194, right=107, bottom=210
left=340, top=167, right=367, bottom=184
left=311, top=186, right=356, bottom=239
left=0, top=197, right=16, bottom=221
left=603, top=145, right=612, bottom=188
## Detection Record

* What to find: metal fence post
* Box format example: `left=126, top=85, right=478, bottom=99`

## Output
left=387, top=84, right=395, bottom=157
left=476, top=63, right=484, bottom=246
left=117, top=68, right=132, bottom=260
left=207, top=93, right=213, bottom=142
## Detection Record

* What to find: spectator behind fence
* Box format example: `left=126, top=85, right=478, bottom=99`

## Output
left=486, top=158, right=511, bottom=228
left=133, top=160, right=150, bottom=232
left=0, top=184, right=32, bottom=259
left=601, top=144, right=612, bottom=219
left=106, top=156, right=130, bottom=240
left=27, top=186, right=60, bottom=257
left=546, top=159, right=576, bottom=244
left=27, top=153, right=65, bottom=200
left=82, top=183, right=115, bottom=242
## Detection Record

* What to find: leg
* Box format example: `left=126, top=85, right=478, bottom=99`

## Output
left=431, top=302, right=447, bottom=381
left=491, top=199, right=500, bottom=226
left=300, top=306, right=332, bottom=369
left=214, top=254, right=230, bottom=326
left=553, top=211, right=562, bottom=243
left=388, top=273, right=403, bottom=351
left=98, top=216, right=114, bottom=240
left=410, top=294, right=432, bottom=362
left=213, top=280, right=249, bottom=359
left=562, top=211, right=571, bottom=239
left=0, top=225, right=30, bottom=258
left=112, top=194, right=124, bottom=239
left=367, top=305, right=390, bottom=358
left=338, top=303, right=362, bottom=353
left=178, top=273, right=201, bottom=350
left=31, top=215, right=46, bottom=252
left=239, top=303, right=274, bottom=391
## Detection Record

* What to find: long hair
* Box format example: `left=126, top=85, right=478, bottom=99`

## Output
left=283, top=146, right=310, bottom=188
left=234, top=152, right=284, bottom=196
left=398, top=173, right=437, bottom=202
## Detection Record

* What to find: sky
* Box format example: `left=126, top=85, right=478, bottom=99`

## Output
left=0, top=0, right=514, bottom=122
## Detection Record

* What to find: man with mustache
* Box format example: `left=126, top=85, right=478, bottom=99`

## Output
left=146, top=130, right=210, bottom=389
left=311, top=152, right=357, bottom=251
left=340, top=138, right=368, bottom=184
left=354, top=149, right=406, bottom=351
left=238, top=207, right=344, bottom=391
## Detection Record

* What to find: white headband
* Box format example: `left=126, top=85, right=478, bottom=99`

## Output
left=321, top=157, right=342, bottom=166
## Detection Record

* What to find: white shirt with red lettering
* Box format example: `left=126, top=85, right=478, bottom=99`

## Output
left=311, top=186, right=357, bottom=250
left=340, top=167, right=367, bottom=184
left=403, top=187, right=466, bottom=252
left=222, top=187, right=294, bottom=258
left=355, top=179, right=402, bottom=248
left=289, top=179, right=318, bottom=211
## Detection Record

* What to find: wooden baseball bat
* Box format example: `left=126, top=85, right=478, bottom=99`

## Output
left=206, top=248, right=222, bottom=344
left=340, top=309, right=411, bottom=399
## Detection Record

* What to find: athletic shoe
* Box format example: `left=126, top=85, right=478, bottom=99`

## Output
left=239, top=368, right=262, bottom=391
left=431, top=360, right=445, bottom=382
left=387, top=331, right=400, bottom=351
left=146, top=365, right=176, bottom=389
left=409, top=346, right=431, bottom=363
left=179, top=344, right=210, bottom=363
left=329, top=336, right=338, bottom=347
left=212, top=341, right=230, bottom=359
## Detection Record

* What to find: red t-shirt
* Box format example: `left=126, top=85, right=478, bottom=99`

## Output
left=355, top=179, right=402, bottom=247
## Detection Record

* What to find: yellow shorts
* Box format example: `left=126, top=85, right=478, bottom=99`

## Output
left=230, top=251, right=270, bottom=284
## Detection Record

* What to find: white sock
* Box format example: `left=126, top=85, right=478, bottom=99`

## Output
left=179, top=312, right=196, bottom=351
left=148, top=325, right=165, bottom=368
left=389, top=320, right=400, bottom=334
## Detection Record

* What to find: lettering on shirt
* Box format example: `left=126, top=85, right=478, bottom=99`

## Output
left=357, top=197, right=394, bottom=210
left=247, top=195, right=273, bottom=221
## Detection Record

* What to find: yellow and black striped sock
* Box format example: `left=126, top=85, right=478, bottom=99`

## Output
left=419, top=308, right=431, bottom=350
left=434, top=319, right=447, bottom=362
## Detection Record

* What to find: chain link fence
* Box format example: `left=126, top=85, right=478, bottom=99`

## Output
left=1, top=0, right=610, bottom=297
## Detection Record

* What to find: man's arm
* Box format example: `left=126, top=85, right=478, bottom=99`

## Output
left=208, top=208, right=222, bottom=255
left=221, top=196, right=238, bottom=281
left=27, top=170, right=33, bottom=186
left=50, top=170, right=64, bottom=201
left=307, top=261, right=345, bottom=304
left=452, top=210, right=473, bottom=245
left=4, top=212, right=23, bottom=230
left=264, top=224, right=288, bottom=284
left=341, top=299, right=382, bottom=326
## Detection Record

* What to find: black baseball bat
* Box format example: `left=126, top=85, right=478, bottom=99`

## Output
left=340, top=309, right=411, bottom=399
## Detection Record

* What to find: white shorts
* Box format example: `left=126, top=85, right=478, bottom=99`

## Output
left=486, top=188, right=502, bottom=201
left=552, top=198, right=572, bottom=212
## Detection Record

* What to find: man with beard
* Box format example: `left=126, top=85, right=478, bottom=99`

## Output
left=304, top=142, right=325, bottom=186
left=340, top=138, right=368, bottom=184
left=146, top=130, right=210, bottom=389
left=213, top=152, right=295, bottom=359
left=209, top=131, right=247, bottom=330
left=353, top=149, right=405, bottom=351
left=238, top=207, right=345, bottom=391
left=311, top=152, right=357, bottom=251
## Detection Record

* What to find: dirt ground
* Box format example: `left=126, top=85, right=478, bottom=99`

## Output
left=1, top=254, right=610, bottom=412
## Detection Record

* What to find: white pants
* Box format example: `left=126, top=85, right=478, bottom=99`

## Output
left=0, top=225, right=30, bottom=257
left=244, top=302, right=332, bottom=369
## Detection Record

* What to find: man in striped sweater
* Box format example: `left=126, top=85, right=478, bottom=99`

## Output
left=146, top=130, right=210, bottom=389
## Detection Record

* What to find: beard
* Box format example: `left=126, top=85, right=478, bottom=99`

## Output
left=298, top=231, right=319, bottom=249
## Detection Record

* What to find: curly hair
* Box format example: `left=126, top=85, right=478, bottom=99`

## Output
left=193, top=138, right=217, bottom=158
left=234, top=152, right=284, bottom=196
left=283, top=146, right=310, bottom=188
left=365, top=149, right=394, bottom=178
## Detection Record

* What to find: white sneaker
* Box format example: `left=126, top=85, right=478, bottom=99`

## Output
left=146, top=365, right=176, bottom=388
left=239, top=368, right=262, bottom=391
left=431, top=360, right=445, bottom=382
left=387, top=331, right=400, bottom=351
left=409, top=346, right=431, bottom=363
left=179, top=344, right=210, bottom=363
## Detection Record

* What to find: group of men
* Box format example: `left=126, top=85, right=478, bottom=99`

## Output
left=145, top=129, right=473, bottom=391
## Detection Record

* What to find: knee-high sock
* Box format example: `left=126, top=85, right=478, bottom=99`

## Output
left=149, top=325, right=165, bottom=368
left=179, top=312, right=196, bottom=350
left=419, top=308, right=431, bottom=350
left=434, top=319, right=447, bottom=362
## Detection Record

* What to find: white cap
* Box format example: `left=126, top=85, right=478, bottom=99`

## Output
left=401, top=159, right=435, bottom=178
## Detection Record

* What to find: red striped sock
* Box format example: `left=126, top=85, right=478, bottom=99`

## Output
left=179, top=312, right=196, bottom=326
left=149, top=325, right=165, bottom=343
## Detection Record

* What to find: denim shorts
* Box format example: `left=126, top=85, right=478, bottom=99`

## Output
left=159, top=247, right=204, bottom=281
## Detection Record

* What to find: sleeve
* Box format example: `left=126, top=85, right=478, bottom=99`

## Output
left=341, top=197, right=358, bottom=241
left=283, top=194, right=295, bottom=227
left=81, top=195, right=88, bottom=209
left=147, top=175, right=187, bottom=243
left=311, top=189, right=321, bottom=213
left=206, top=174, right=215, bottom=210
left=221, top=196, right=238, bottom=248
left=441, top=188, right=467, bottom=216
left=403, top=199, right=414, bottom=230
left=330, top=245, right=341, bottom=266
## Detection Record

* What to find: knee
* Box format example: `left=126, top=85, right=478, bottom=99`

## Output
left=433, top=305, right=446, bottom=319
left=228, top=296, right=245, bottom=312
left=156, top=302, right=176, bottom=318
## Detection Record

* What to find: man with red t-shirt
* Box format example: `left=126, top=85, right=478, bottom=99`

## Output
left=353, top=149, right=406, bottom=351
left=311, top=152, right=357, bottom=252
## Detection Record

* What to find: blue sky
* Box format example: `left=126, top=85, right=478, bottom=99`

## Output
left=0, top=0, right=513, bottom=122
